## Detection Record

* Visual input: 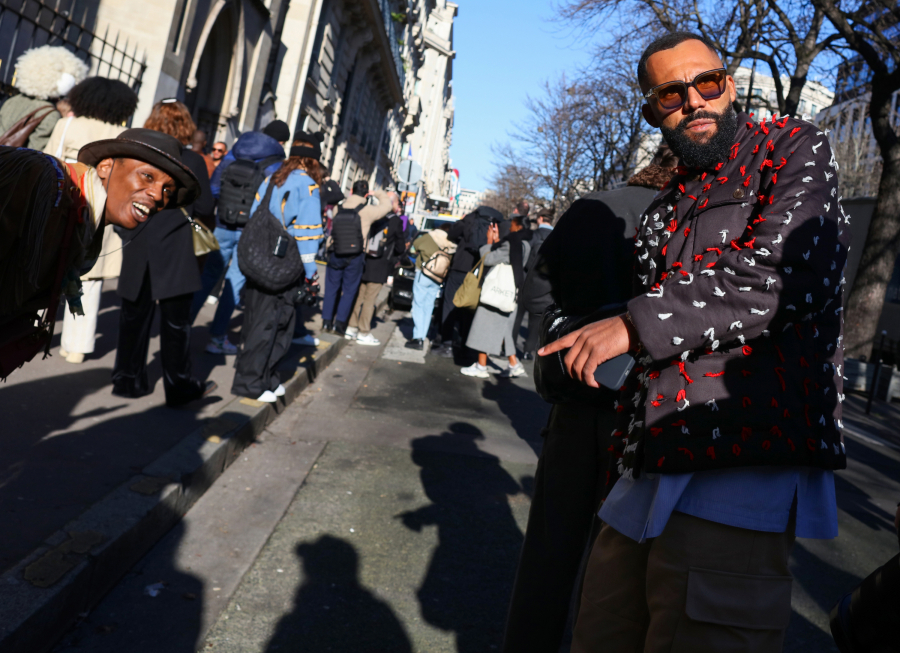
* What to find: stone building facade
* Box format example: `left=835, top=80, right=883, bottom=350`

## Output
left=22, top=0, right=456, bottom=202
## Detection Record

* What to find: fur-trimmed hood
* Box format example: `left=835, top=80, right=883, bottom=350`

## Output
left=627, top=164, right=676, bottom=191
left=14, top=46, right=88, bottom=100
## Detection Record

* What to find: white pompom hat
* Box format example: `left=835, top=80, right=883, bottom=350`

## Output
left=14, top=45, right=89, bottom=101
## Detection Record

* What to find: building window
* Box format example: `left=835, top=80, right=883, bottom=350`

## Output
left=811, top=104, right=819, bottom=116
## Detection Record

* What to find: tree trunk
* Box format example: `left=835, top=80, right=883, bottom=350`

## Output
left=842, top=82, right=900, bottom=360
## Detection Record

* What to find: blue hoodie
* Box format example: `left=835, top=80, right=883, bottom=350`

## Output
left=210, top=131, right=285, bottom=200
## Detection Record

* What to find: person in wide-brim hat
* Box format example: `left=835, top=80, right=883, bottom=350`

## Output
left=78, top=127, right=201, bottom=207
left=1, top=128, right=201, bottom=351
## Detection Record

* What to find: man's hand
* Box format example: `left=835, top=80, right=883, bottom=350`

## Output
left=487, top=223, right=499, bottom=245
left=538, top=315, right=637, bottom=388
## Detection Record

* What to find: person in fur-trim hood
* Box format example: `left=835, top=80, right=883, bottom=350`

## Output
left=0, top=45, right=88, bottom=150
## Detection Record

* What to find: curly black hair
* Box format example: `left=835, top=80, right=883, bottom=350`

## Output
left=67, top=77, right=138, bottom=125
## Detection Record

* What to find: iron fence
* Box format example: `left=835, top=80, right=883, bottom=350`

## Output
left=0, top=0, right=146, bottom=103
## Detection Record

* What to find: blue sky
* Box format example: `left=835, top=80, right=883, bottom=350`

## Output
left=449, top=1, right=594, bottom=193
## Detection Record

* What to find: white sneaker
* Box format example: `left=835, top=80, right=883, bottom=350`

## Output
left=344, top=326, right=359, bottom=340
left=356, top=333, right=381, bottom=346
left=292, top=334, right=320, bottom=347
left=256, top=390, right=278, bottom=403
left=274, top=384, right=286, bottom=397
left=461, top=363, right=489, bottom=378
left=206, top=335, right=238, bottom=355
left=498, top=362, right=526, bottom=378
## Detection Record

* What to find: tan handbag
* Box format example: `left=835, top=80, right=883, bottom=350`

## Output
left=452, top=254, right=487, bottom=310
left=0, top=106, right=56, bottom=147
left=181, top=208, right=219, bottom=257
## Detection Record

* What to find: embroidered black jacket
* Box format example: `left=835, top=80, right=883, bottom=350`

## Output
left=617, top=113, right=850, bottom=478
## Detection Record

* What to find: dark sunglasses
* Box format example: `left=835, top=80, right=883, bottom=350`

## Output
left=644, top=68, right=727, bottom=110
left=212, top=147, right=226, bottom=153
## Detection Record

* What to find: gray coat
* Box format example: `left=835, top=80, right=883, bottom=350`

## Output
left=466, top=240, right=531, bottom=356
left=0, top=94, right=60, bottom=151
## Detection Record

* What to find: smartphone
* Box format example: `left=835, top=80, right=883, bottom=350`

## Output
left=593, top=353, right=635, bottom=390
left=273, top=235, right=289, bottom=258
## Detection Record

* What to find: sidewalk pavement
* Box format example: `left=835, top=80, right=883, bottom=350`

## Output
left=0, top=277, right=376, bottom=653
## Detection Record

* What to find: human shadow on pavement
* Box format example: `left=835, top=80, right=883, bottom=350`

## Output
left=265, top=535, right=412, bottom=653
left=399, top=425, right=526, bottom=652
left=481, top=378, right=549, bottom=457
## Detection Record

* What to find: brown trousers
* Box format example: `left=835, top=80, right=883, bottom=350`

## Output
left=572, top=511, right=795, bottom=653
left=348, top=281, right=383, bottom=335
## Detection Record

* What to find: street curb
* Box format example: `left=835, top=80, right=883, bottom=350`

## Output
left=0, top=316, right=366, bottom=653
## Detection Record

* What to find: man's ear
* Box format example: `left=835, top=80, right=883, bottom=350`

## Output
left=641, top=103, right=660, bottom=128
left=726, top=75, right=737, bottom=104
left=95, top=158, right=114, bottom=188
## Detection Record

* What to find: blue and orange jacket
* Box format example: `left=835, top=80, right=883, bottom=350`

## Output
left=251, top=170, right=323, bottom=280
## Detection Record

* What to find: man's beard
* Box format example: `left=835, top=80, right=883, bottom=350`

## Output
left=661, top=104, right=738, bottom=170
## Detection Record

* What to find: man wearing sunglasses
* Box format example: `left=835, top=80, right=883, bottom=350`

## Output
left=210, top=141, right=227, bottom=168
left=541, top=32, right=849, bottom=652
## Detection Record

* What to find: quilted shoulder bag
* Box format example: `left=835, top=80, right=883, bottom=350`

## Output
left=237, top=179, right=305, bottom=293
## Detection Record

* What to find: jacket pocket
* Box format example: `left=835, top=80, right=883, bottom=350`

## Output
left=684, top=567, right=793, bottom=630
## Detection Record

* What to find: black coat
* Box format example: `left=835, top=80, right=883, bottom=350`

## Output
left=518, top=226, right=555, bottom=313
left=446, top=206, right=502, bottom=272
left=117, top=149, right=214, bottom=302
left=361, top=214, right=405, bottom=284
left=535, top=187, right=654, bottom=316
left=532, top=187, right=655, bottom=407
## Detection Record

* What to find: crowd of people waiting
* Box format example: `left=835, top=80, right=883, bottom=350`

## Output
left=0, top=45, right=412, bottom=405
left=2, top=36, right=899, bottom=653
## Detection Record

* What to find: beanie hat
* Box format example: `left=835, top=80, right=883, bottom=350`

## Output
left=262, top=120, right=290, bottom=143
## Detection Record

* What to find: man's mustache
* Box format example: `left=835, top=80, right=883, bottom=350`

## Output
left=674, top=110, right=724, bottom=132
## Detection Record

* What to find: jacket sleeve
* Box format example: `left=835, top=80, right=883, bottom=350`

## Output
left=627, top=124, right=847, bottom=361
left=482, top=241, right=509, bottom=266
left=359, top=190, right=393, bottom=234
left=28, top=110, right=61, bottom=151
left=285, top=177, right=324, bottom=279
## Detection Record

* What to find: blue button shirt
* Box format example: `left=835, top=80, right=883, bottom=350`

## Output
left=599, top=467, right=838, bottom=543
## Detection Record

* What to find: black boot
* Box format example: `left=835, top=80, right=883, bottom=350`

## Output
left=322, top=320, right=334, bottom=333
left=333, top=320, right=348, bottom=336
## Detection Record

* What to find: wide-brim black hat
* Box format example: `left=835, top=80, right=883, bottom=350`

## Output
left=77, top=128, right=201, bottom=207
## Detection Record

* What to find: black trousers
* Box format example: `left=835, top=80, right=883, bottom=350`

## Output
left=502, top=403, right=617, bottom=653
left=112, top=271, right=201, bottom=405
left=231, top=284, right=296, bottom=398
left=513, top=306, right=545, bottom=354
left=440, top=268, right=473, bottom=344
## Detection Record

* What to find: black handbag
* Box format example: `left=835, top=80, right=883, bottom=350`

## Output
left=533, top=303, right=628, bottom=404
left=237, top=180, right=305, bottom=293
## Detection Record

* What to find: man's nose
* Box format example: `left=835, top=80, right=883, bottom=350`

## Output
left=147, top=182, right=165, bottom=204
left=684, top=84, right=708, bottom=111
